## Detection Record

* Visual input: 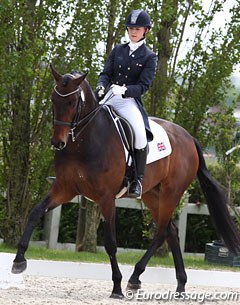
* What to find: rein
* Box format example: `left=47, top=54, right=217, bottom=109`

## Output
left=74, top=92, right=114, bottom=140
left=53, top=84, right=113, bottom=142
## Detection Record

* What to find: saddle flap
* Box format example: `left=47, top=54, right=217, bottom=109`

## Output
left=104, top=105, right=135, bottom=153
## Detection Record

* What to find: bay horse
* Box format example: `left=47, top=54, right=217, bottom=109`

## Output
left=12, top=66, right=240, bottom=298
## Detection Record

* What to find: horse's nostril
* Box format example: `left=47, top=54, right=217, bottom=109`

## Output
left=56, top=141, right=66, bottom=150
left=51, top=139, right=66, bottom=150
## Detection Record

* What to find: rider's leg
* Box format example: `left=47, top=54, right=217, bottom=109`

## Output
left=106, top=96, right=147, bottom=198
left=128, top=146, right=147, bottom=198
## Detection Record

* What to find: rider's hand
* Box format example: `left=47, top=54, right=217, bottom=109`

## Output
left=111, top=84, right=127, bottom=96
left=95, top=86, right=105, bottom=101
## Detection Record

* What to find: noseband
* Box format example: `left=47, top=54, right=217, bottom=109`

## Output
left=53, top=85, right=84, bottom=142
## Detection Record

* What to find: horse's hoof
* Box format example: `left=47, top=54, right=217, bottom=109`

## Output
left=175, top=291, right=186, bottom=298
left=176, top=285, right=185, bottom=294
left=11, top=260, right=27, bottom=274
left=110, top=292, right=124, bottom=299
left=126, top=281, right=141, bottom=291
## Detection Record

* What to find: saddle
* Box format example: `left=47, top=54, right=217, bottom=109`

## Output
left=103, top=105, right=172, bottom=198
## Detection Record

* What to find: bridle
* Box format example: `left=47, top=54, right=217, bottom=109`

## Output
left=53, top=83, right=114, bottom=143
left=53, top=85, right=83, bottom=142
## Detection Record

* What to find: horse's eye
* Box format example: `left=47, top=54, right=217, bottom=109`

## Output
left=68, top=100, right=75, bottom=106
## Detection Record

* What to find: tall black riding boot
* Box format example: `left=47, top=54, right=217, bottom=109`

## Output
left=128, top=146, right=147, bottom=199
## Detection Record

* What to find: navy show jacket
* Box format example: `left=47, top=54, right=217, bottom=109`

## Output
left=97, top=42, right=157, bottom=141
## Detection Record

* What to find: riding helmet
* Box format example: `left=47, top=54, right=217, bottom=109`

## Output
left=125, top=9, right=151, bottom=29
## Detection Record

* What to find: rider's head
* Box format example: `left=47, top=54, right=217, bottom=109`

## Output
left=125, top=10, right=151, bottom=42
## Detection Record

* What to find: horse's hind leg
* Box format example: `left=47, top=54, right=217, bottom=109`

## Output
left=127, top=225, right=166, bottom=290
left=127, top=189, right=169, bottom=290
left=166, top=221, right=187, bottom=293
left=127, top=187, right=185, bottom=291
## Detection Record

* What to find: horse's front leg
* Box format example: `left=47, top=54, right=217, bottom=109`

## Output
left=101, top=201, right=123, bottom=299
left=11, top=195, right=52, bottom=273
left=11, top=183, right=71, bottom=274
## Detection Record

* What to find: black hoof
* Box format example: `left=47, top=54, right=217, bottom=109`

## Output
left=175, top=291, right=186, bottom=299
left=126, top=281, right=141, bottom=291
left=110, top=292, right=124, bottom=299
left=11, top=260, right=27, bottom=274
left=176, top=285, right=185, bottom=294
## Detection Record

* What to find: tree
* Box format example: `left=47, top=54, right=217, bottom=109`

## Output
left=0, top=0, right=54, bottom=245
left=0, top=0, right=104, bottom=246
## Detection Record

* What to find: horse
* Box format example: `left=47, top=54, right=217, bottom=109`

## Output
left=12, top=65, right=240, bottom=299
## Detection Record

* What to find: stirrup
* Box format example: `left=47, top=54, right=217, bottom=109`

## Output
left=128, top=180, right=142, bottom=199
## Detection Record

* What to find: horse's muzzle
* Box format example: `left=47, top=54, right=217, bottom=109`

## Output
left=51, top=139, right=66, bottom=150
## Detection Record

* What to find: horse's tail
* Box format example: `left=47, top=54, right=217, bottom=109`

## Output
left=194, top=138, right=240, bottom=254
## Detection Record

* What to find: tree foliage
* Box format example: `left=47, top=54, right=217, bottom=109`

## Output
left=0, top=0, right=239, bottom=246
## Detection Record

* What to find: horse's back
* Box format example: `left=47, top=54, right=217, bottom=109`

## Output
left=149, top=116, right=199, bottom=184
left=150, top=117, right=193, bottom=141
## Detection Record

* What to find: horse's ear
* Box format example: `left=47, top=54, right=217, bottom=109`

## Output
left=50, top=64, right=62, bottom=82
left=73, top=71, right=88, bottom=87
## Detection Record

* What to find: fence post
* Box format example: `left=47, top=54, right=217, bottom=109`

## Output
left=44, top=205, right=62, bottom=249
left=178, top=205, right=188, bottom=253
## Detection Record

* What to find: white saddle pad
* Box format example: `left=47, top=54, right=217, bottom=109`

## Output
left=147, top=119, right=172, bottom=164
left=105, top=106, right=172, bottom=164
left=108, top=113, right=172, bottom=199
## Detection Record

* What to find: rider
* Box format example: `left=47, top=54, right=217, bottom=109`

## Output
left=95, top=9, right=157, bottom=198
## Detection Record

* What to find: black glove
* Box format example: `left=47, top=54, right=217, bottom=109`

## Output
left=95, top=86, right=105, bottom=101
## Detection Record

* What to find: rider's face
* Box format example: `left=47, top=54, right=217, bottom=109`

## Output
left=127, top=27, right=147, bottom=42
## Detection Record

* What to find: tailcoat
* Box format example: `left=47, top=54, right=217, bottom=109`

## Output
left=97, top=42, right=157, bottom=141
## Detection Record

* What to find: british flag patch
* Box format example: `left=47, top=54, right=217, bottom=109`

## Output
left=157, top=142, right=166, bottom=151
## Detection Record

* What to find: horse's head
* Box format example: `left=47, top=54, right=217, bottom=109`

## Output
left=50, top=65, right=89, bottom=150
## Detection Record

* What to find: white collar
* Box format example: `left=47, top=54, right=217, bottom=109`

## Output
left=129, top=40, right=145, bottom=54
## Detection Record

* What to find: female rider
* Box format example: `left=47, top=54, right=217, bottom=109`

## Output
left=95, top=9, right=157, bottom=198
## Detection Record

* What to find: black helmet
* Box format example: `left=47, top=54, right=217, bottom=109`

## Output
left=125, top=9, right=151, bottom=29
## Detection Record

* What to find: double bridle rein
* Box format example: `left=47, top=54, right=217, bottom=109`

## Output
left=53, top=85, right=83, bottom=142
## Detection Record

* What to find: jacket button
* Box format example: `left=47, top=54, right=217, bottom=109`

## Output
left=119, top=65, right=121, bottom=68
left=119, top=73, right=121, bottom=76
left=127, top=67, right=130, bottom=70
left=125, top=75, right=128, bottom=78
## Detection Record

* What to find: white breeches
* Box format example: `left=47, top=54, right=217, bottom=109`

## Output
left=101, top=91, right=147, bottom=149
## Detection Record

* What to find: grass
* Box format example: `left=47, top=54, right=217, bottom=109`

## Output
left=1, top=243, right=239, bottom=272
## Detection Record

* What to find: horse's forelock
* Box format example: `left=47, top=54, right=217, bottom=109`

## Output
left=62, top=72, right=82, bottom=86
left=62, top=74, right=73, bottom=86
